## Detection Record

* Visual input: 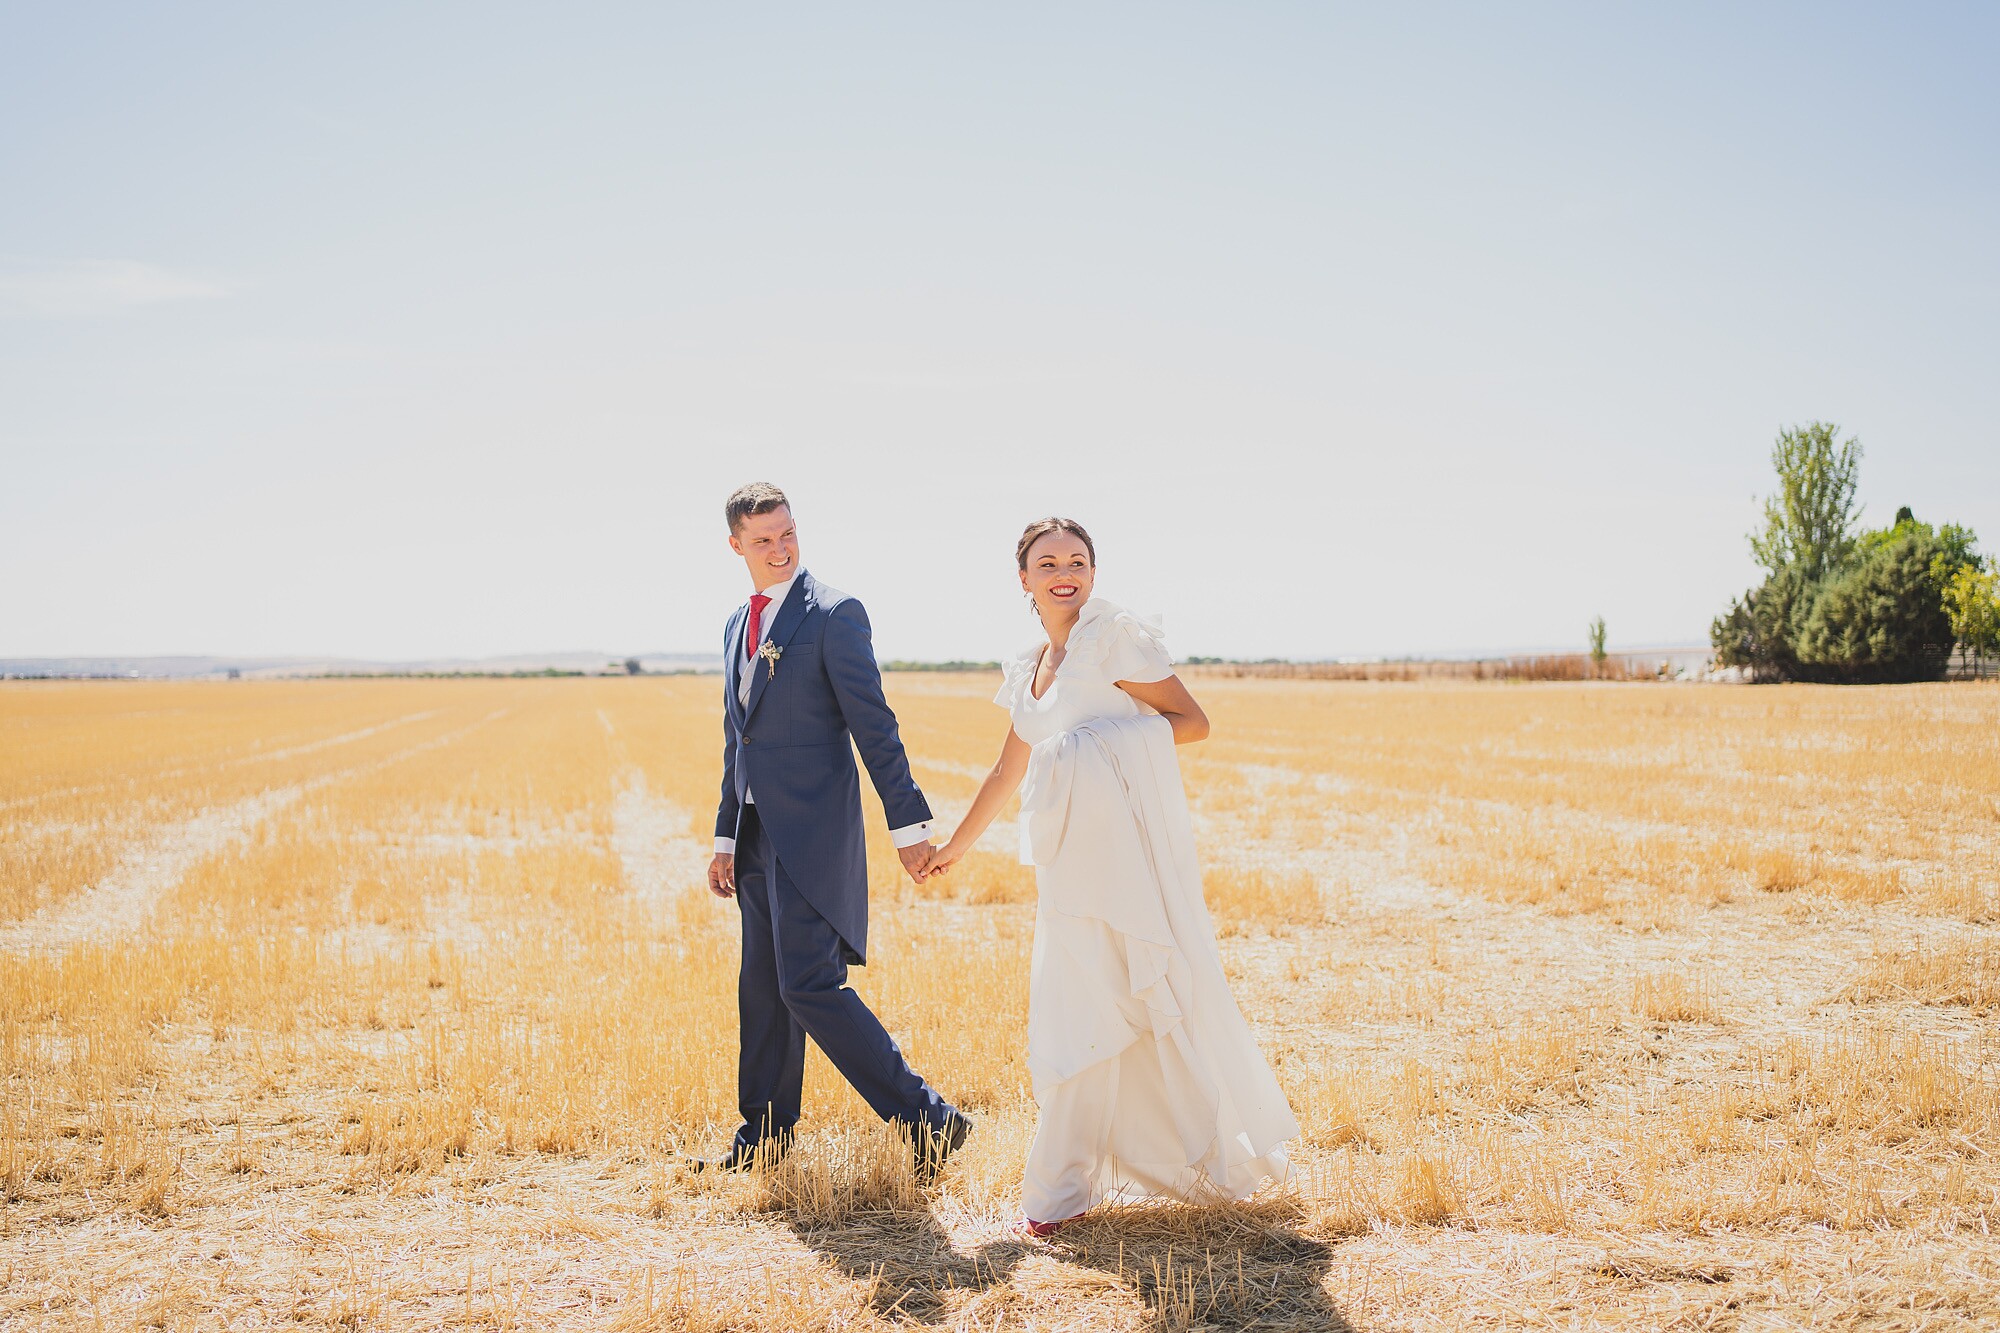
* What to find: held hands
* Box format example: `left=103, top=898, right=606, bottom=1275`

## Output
left=715, top=840, right=959, bottom=894
left=927, top=838, right=964, bottom=878
left=898, top=836, right=965, bottom=884
left=897, top=841, right=937, bottom=885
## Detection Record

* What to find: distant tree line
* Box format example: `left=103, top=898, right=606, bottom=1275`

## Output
left=1182, top=655, right=1286, bottom=666
left=1712, top=422, right=1997, bottom=682
left=320, top=668, right=596, bottom=679
left=882, top=659, right=1003, bottom=672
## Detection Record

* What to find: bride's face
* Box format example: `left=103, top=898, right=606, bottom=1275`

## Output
left=1019, top=533, right=1095, bottom=620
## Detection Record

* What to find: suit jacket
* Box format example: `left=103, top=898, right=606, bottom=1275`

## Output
left=716, top=569, right=930, bottom=963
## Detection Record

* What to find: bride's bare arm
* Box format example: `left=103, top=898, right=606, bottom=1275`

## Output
left=933, top=727, right=1031, bottom=870
left=1117, top=675, right=1210, bottom=743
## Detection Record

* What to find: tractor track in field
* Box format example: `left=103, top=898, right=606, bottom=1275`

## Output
left=0, top=709, right=441, bottom=815
left=608, top=773, right=712, bottom=921
left=1195, top=760, right=2000, bottom=1066
left=0, top=711, right=506, bottom=953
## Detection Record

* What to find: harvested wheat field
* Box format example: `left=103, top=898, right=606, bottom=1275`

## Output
left=2, top=675, right=1997, bottom=1331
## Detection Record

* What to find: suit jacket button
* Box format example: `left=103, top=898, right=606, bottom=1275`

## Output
left=742, top=735, right=752, bottom=744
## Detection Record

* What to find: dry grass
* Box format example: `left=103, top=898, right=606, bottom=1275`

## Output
left=1842, top=937, right=2000, bottom=1015
left=1630, top=970, right=1723, bottom=1024
left=2, top=675, right=1998, bottom=1330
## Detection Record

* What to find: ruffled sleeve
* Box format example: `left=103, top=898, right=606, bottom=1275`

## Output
left=993, top=646, right=1040, bottom=710
left=1065, top=600, right=1173, bottom=685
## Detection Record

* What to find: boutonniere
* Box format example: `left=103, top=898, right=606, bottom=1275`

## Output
left=757, top=641, right=783, bottom=680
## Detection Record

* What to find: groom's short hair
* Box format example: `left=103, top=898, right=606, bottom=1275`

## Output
left=725, top=482, right=790, bottom=533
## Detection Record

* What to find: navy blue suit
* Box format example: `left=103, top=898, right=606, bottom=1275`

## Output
left=717, top=570, right=955, bottom=1148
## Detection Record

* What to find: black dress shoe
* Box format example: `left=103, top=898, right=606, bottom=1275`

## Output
left=686, top=1131, right=792, bottom=1174
left=912, top=1112, right=972, bottom=1185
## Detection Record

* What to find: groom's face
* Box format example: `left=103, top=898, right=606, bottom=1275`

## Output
left=729, top=506, right=800, bottom=592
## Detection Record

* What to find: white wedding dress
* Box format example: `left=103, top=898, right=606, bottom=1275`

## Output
left=996, top=598, right=1299, bottom=1222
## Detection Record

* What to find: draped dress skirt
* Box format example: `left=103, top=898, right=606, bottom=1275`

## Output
left=996, top=599, right=1299, bottom=1222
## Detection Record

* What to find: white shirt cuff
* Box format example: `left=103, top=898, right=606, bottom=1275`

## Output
left=714, top=837, right=736, bottom=854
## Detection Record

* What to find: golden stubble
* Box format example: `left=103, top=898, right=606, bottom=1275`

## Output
left=1, top=674, right=1996, bottom=1330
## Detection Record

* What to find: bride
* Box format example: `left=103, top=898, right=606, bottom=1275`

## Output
left=930, top=517, right=1299, bottom=1236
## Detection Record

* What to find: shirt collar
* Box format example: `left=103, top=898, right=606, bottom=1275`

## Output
left=750, top=571, right=800, bottom=615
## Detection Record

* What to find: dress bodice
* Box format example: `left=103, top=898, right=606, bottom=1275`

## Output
left=995, top=600, right=1175, bottom=745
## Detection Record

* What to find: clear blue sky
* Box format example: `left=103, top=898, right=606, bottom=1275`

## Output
left=5, top=3, right=1995, bottom=662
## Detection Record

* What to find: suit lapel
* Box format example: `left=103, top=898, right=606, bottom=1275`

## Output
left=744, top=572, right=814, bottom=724
left=725, top=605, right=748, bottom=727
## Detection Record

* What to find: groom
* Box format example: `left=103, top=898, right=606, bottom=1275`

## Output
left=695, top=482, right=971, bottom=1177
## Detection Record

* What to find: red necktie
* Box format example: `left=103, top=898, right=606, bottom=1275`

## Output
left=746, top=593, right=771, bottom=661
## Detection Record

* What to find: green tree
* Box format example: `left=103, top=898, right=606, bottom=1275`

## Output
left=1586, top=616, right=1607, bottom=672
left=1925, top=523, right=1980, bottom=576
left=1941, top=561, right=2000, bottom=668
left=1793, top=523, right=1955, bottom=682
left=1712, top=564, right=1812, bottom=681
left=1748, top=422, right=1863, bottom=584
left=1711, top=432, right=1986, bottom=683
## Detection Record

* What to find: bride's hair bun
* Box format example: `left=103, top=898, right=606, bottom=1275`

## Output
left=1015, top=517, right=1095, bottom=570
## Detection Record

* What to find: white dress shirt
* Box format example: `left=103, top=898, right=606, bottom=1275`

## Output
left=715, top=573, right=934, bottom=854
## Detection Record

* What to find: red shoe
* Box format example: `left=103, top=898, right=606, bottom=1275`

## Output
left=1013, top=1212, right=1084, bottom=1239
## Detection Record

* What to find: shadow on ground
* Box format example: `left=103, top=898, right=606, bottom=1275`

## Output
left=785, top=1197, right=1353, bottom=1331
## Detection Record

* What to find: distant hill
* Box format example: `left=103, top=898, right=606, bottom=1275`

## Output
left=1, top=652, right=724, bottom=680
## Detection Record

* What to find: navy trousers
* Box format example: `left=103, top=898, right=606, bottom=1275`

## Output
left=731, top=805, right=955, bottom=1150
